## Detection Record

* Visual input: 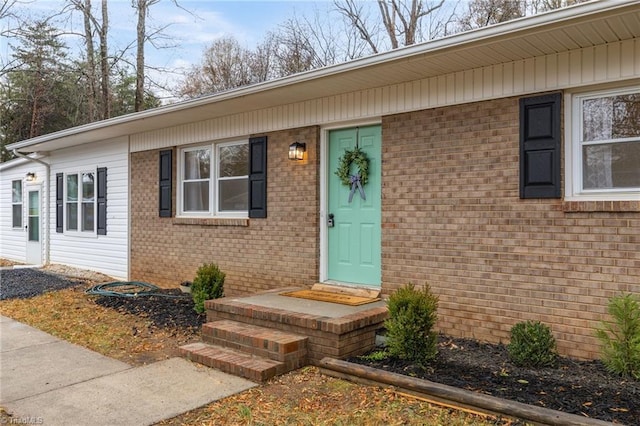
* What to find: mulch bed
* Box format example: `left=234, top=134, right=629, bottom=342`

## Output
left=0, top=268, right=87, bottom=300
left=84, top=284, right=640, bottom=424
left=348, top=337, right=640, bottom=424
left=93, top=289, right=205, bottom=332
left=3, top=268, right=638, bottom=424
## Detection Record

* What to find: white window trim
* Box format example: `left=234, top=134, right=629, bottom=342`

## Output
left=63, top=171, right=98, bottom=236
left=177, top=140, right=249, bottom=218
left=565, top=86, right=640, bottom=201
left=180, top=146, right=213, bottom=216
left=11, top=179, right=23, bottom=228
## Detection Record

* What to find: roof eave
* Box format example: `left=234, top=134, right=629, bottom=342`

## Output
left=6, top=0, right=637, bottom=152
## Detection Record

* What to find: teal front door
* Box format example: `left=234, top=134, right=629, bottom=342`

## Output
left=327, top=125, right=381, bottom=286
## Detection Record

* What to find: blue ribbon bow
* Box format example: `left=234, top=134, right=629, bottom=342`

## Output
left=348, top=174, right=366, bottom=202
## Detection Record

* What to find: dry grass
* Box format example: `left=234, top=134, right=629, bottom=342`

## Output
left=157, top=366, right=515, bottom=426
left=0, top=285, right=196, bottom=365
left=0, top=269, right=518, bottom=426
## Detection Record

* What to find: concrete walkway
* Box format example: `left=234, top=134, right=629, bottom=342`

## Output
left=0, top=315, right=255, bottom=426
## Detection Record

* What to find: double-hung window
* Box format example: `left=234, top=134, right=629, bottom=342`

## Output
left=11, top=180, right=22, bottom=228
left=179, top=140, right=249, bottom=217
left=569, top=87, right=640, bottom=199
left=65, top=172, right=95, bottom=232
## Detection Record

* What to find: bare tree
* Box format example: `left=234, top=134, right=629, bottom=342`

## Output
left=133, top=0, right=159, bottom=112
left=178, top=37, right=254, bottom=98
left=526, top=0, right=587, bottom=14
left=270, top=20, right=318, bottom=75
left=79, top=0, right=97, bottom=121
left=0, top=0, right=23, bottom=74
left=66, top=0, right=110, bottom=120
left=132, top=0, right=193, bottom=108
left=99, top=0, right=110, bottom=118
left=334, top=0, right=381, bottom=53
left=456, top=0, right=588, bottom=31
left=456, top=0, right=524, bottom=31
left=251, top=33, right=277, bottom=83
left=335, top=0, right=446, bottom=53
left=272, top=7, right=366, bottom=71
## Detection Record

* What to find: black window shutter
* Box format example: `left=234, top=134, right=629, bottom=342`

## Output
left=97, top=167, right=107, bottom=235
left=248, top=136, right=267, bottom=218
left=159, top=149, right=172, bottom=217
left=56, top=173, right=63, bottom=233
left=519, top=93, right=562, bottom=199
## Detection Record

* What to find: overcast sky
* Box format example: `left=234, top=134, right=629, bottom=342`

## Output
left=2, top=0, right=331, bottom=98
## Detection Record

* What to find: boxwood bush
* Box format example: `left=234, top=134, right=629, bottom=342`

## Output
left=191, top=263, right=225, bottom=314
left=385, top=283, right=439, bottom=365
left=507, top=320, right=558, bottom=367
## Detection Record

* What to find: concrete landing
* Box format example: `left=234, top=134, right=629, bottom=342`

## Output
left=225, top=287, right=386, bottom=318
left=205, top=288, right=389, bottom=364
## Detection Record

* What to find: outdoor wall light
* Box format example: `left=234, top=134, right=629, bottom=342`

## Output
left=25, top=172, right=36, bottom=182
left=288, top=142, right=306, bottom=161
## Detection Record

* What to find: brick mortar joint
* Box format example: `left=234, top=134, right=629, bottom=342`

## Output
left=562, top=200, right=640, bottom=213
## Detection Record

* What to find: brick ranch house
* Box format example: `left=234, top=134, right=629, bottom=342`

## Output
left=3, top=0, right=638, bottom=360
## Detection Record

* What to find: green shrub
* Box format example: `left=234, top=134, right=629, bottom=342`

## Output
left=384, top=283, right=439, bottom=365
left=191, top=263, right=225, bottom=314
left=595, top=294, right=640, bottom=379
left=359, top=349, right=390, bottom=362
left=507, top=321, right=558, bottom=367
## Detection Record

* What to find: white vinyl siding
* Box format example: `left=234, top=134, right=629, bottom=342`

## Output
left=131, top=39, right=639, bottom=153
left=0, top=159, right=47, bottom=263
left=48, top=137, right=129, bottom=279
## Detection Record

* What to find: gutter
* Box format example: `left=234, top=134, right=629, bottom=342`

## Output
left=13, top=150, right=51, bottom=266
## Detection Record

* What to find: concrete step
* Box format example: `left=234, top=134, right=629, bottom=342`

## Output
left=180, top=342, right=284, bottom=383
left=201, top=320, right=308, bottom=365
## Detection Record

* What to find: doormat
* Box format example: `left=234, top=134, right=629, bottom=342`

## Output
left=281, top=289, right=380, bottom=306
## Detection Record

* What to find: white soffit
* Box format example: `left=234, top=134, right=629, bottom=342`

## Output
left=8, top=0, right=640, bottom=153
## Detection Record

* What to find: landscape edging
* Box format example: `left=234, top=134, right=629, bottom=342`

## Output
left=318, top=357, right=614, bottom=426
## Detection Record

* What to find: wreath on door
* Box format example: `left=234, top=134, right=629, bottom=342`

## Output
left=335, top=147, right=369, bottom=202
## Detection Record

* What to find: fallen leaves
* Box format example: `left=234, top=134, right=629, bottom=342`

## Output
left=0, top=281, right=513, bottom=425
left=156, top=367, right=513, bottom=426
left=0, top=286, right=197, bottom=365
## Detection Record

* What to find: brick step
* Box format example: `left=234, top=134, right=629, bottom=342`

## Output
left=180, top=342, right=286, bottom=383
left=201, top=320, right=308, bottom=364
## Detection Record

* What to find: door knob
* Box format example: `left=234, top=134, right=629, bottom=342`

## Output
left=327, top=213, right=335, bottom=228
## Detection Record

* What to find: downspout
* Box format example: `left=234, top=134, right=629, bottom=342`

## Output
left=13, top=149, right=51, bottom=265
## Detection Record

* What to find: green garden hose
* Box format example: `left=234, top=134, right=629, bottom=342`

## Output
left=85, top=281, right=188, bottom=298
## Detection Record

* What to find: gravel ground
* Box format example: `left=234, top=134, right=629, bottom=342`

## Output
left=0, top=268, right=89, bottom=300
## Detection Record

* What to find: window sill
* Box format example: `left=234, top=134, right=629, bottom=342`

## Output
left=562, top=200, right=640, bottom=213
left=172, top=217, right=249, bottom=227
left=61, top=232, right=99, bottom=238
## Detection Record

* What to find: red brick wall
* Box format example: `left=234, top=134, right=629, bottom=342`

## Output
left=130, top=126, right=320, bottom=295
left=381, top=96, right=640, bottom=360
